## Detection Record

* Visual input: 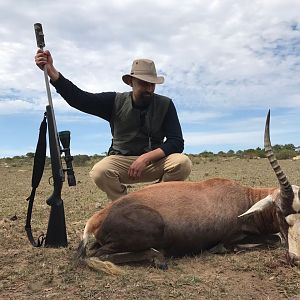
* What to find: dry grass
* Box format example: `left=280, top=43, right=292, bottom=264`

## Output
left=1, top=157, right=300, bottom=299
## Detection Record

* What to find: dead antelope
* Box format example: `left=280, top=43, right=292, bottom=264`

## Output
left=76, top=111, right=300, bottom=272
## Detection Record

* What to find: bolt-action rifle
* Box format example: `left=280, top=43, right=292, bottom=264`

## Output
left=25, top=23, right=76, bottom=247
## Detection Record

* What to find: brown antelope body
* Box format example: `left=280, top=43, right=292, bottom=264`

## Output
left=77, top=111, right=300, bottom=270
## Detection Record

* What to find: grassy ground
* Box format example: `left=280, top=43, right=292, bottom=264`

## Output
left=1, top=157, right=300, bottom=299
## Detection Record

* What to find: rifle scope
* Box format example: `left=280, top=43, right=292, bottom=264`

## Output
left=59, top=131, right=76, bottom=186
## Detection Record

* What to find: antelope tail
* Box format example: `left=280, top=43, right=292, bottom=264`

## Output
left=74, top=221, right=124, bottom=275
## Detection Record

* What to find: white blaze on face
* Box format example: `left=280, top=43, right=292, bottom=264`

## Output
left=292, top=185, right=300, bottom=212
left=286, top=214, right=300, bottom=258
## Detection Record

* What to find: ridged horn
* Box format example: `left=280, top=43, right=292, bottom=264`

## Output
left=264, top=110, right=293, bottom=200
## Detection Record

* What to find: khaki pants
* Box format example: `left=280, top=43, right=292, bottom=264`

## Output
left=89, top=153, right=192, bottom=200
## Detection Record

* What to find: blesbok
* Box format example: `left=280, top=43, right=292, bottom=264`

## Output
left=76, top=111, right=300, bottom=273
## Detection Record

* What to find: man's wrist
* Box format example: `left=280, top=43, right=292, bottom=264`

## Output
left=48, top=68, right=60, bottom=81
left=140, top=153, right=151, bottom=165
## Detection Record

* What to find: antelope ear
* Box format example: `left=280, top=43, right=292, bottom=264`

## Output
left=285, top=214, right=298, bottom=226
left=238, top=195, right=274, bottom=218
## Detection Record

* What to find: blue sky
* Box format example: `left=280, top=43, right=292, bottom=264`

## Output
left=1, top=0, right=300, bottom=157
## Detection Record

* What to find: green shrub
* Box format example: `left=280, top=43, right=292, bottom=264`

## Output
left=275, top=149, right=297, bottom=160
left=73, top=154, right=91, bottom=166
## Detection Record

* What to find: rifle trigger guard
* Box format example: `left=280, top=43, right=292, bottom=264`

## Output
left=37, top=233, right=45, bottom=247
left=48, top=176, right=54, bottom=186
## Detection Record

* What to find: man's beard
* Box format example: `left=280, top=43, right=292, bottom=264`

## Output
left=135, top=92, right=154, bottom=107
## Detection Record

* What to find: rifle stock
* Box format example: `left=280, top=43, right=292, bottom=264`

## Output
left=45, top=104, right=68, bottom=247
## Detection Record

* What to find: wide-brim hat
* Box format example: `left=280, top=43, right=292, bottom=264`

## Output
left=122, top=59, right=164, bottom=85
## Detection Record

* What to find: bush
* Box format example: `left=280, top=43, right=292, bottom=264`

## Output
left=73, top=154, right=91, bottom=166
left=26, top=152, right=35, bottom=158
left=275, top=149, right=297, bottom=160
left=200, top=151, right=214, bottom=158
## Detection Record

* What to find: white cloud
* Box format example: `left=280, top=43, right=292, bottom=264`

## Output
left=0, top=99, right=41, bottom=114
left=2, top=0, right=300, bottom=106
left=179, top=111, right=226, bottom=124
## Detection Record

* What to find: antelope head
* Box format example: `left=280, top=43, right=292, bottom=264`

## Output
left=239, top=110, right=300, bottom=266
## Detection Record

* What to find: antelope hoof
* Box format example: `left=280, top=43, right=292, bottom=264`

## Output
left=287, top=252, right=300, bottom=266
left=153, top=258, right=168, bottom=270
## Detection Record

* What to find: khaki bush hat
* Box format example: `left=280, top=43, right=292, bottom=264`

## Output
left=122, top=59, right=164, bottom=85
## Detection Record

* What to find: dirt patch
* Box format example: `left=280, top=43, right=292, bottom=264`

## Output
left=1, top=158, right=300, bottom=299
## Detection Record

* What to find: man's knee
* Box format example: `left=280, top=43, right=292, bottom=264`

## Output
left=174, top=154, right=192, bottom=179
left=90, top=162, right=126, bottom=198
left=89, top=162, right=114, bottom=188
left=163, top=154, right=192, bottom=181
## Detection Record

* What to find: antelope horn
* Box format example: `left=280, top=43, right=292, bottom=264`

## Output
left=264, top=110, right=293, bottom=200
